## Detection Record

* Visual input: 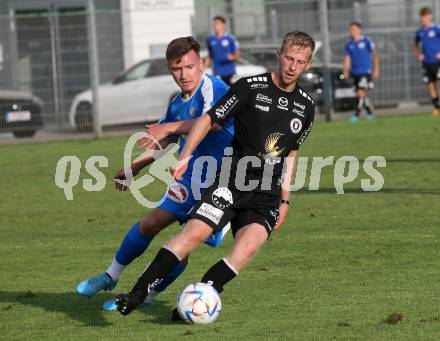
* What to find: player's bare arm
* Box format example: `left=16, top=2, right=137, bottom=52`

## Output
left=172, top=114, right=213, bottom=180
left=372, top=51, right=380, bottom=79
left=276, top=149, right=299, bottom=230
left=343, top=55, right=351, bottom=79
left=114, top=137, right=173, bottom=191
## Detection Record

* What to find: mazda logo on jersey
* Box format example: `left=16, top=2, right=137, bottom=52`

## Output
left=290, top=118, right=302, bottom=134
left=278, top=97, right=288, bottom=107
left=277, top=97, right=289, bottom=111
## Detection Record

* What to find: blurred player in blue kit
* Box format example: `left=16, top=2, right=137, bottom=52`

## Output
left=414, top=6, right=440, bottom=116
left=343, top=22, right=380, bottom=122
left=205, top=15, right=241, bottom=86
left=76, top=36, right=234, bottom=310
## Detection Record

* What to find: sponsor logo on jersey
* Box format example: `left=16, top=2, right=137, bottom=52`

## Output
left=292, top=108, right=305, bottom=116
left=196, top=203, right=224, bottom=225
left=290, top=118, right=303, bottom=134
left=167, top=182, right=189, bottom=203
left=256, top=93, right=273, bottom=104
left=215, top=95, right=238, bottom=119
left=277, top=97, right=289, bottom=110
left=250, top=83, right=269, bottom=89
left=212, top=187, right=233, bottom=209
left=255, top=104, right=269, bottom=112
left=294, top=101, right=305, bottom=110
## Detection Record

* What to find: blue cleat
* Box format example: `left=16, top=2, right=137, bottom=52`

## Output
left=350, top=115, right=359, bottom=122
left=367, top=113, right=375, bottom=120
left=103, top=289, right=158, bottom=311
left=76, top=272, right=117, bottom=297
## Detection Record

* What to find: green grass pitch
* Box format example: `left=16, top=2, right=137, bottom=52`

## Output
left=1, top=114, right=439, bottom=340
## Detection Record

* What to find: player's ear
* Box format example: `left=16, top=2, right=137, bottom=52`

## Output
left=276, top=49, right=281, bottom=62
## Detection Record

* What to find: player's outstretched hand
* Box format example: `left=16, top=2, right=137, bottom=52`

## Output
left=113, top=168, right=136, bottom=191
left=171, top=158, right=189, bottom=180
left=274, top=203, right=289, bottom=230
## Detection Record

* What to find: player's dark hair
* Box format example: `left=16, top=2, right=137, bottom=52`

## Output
left=419, top=7, right=432, bottom=17
left=166, top=36, right=200, bottom=63
left=213, top=15, right=226, bottom=23
left=281, top=31, right=315, bottom=55
left=349, top=21, right=362, bottom=28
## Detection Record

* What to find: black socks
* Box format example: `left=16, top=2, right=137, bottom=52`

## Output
left=201, top=258, right=238, bottom=294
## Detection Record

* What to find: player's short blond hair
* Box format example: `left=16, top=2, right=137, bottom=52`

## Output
left=281, top=31, right=315, bottom=57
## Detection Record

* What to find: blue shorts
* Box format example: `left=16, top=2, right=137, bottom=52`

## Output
left=157, top=177, right=230, bottom=248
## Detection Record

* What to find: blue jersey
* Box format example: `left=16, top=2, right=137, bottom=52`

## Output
left=159, top=74, right=233, bottom=183
left=344, top=36, right=375, bottom=76
left=415, top=24, right=440, bottom=64
left=207, top=33, right=240, bottom=77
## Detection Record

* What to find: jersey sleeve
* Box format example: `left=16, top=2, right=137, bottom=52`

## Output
left=207, top=77, right=249, bottom=126
left=415, top=30, right=421, bottom=44
left=231, top=35, right=240, bottom=53
left=201, top=77, right=229, bottom=114
left=291, top=105, right=315, bottom=151
left=366, top=37, right=375, bottom=52
left=343, top=43, right=351, bottom=56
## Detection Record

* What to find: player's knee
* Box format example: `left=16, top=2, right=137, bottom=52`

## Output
left=242, top=242, right=259, bottom=259
left=138, top=217, right=163, bottom=236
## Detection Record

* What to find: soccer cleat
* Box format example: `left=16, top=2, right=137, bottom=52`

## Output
left=103, top=290, right=157, bottom=311
left=432, top=108, right=440, bottom=116
left=367, top=113, right=375, bottom=120
left=76, top=272, right=117, bottom=297
left=115, top=292, right=144, bottom=315
left=350, top=115, right=359, bottom=122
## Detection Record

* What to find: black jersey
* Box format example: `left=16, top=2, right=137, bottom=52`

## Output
left=207, top=72, right=315, bottom=196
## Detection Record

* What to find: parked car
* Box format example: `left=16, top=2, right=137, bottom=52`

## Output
left=69, top=57, right=266, bottom=131
left=0, top=90, right=43, bottom=138
left=240, top=44, right=357, bottom=111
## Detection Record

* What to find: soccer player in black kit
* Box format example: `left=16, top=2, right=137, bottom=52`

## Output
left=115, top=31, right=316, bottom=318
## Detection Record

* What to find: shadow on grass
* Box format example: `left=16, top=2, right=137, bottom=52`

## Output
left=0, top=290, right=177, bottom=327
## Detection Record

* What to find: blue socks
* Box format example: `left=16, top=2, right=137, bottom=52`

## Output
left=115, top=222, right=154, bottom=266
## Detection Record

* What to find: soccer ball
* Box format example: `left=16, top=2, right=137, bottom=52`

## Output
left=177, top=282, right=221, bottom=324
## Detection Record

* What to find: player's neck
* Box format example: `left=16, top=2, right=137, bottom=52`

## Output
left=215, top=30, right=225, bottom=38
left=271, top=72, right=296, bottom=93
left=422, top=22, right=433, bottom=28
left=352, top=34, right=362, bottom=41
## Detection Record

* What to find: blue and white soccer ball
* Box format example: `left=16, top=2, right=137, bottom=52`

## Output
left=177, top=282, right=222, bottom=324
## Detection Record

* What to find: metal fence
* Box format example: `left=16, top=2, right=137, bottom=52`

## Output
left=0, top=0, right=438, bottom=138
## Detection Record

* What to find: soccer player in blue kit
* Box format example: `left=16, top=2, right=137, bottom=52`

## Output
left=414, top=6, right=440, bottom=116
left=343, top=22, right=380, bottom=122
left=205, top=15, right=241, bottom=86
left=76, top=37, right=234, bottom=310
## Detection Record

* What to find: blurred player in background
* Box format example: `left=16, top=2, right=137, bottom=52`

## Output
left=205, top=15, right=241, bottom=86
left=343, top=22, right=380, bottom=122
left=414, top=6, right=440, bottom=116
left=76, top=37, right=234, bottom=311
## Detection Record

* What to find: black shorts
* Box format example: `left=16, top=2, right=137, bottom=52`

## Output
left=188, top=184, right=280, bottom=238
left=352, top=74, right=373, bottom=90
left=422, top=62, right=440, bottom=83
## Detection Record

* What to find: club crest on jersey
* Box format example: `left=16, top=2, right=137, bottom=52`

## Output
left=290, top=118, right=303, bottom=134
left=190, top=106, right=196, bottom=116
left=358, top=41, right=365, bottom=49
left=428, top=30, right=436, bottom=38
left=222, top=39, right=230, bottom=47
left=277, top=97, right=289, bottom=110
left=212, top=187, right=233, bottom=209
left=167, top=183, right=189, bottom=203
